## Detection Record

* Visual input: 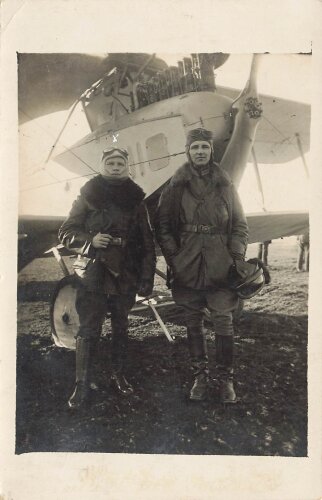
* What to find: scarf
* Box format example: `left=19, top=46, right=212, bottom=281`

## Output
left=81, top=175, right=145, bottom=211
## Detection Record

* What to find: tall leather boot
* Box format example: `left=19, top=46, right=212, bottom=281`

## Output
left=110, top=328, right=133, bottom=396
left=68, top=337, right=93, bottom=410
left=216, top=334, right=237, bottom=404
left=187, top=327, right=209, bottom=401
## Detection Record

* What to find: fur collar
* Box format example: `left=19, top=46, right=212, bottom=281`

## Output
left=170, top=162, right=232, bottom=188
left=81, top=175, right=145, bottom=210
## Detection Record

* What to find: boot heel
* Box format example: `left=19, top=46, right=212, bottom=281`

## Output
left=189, top=373, right=209, bottom=401
left=110, top=373, right=134, bottom=396
left=68, top=381, right=89, bottom=410
left=220, top=379, right=237, bottom=404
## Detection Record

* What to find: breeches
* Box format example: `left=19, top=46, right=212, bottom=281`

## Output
left=172, top=285, right=238, bottom=337
left=75, top=287, right=136, bottom=339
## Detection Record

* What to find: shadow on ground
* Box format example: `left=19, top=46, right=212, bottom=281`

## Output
left=16, top=309, right=307, bottom=456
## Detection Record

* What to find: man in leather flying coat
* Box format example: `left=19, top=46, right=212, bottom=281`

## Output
left=59, top=147, right=156, bottom=410
left=155, top=128, right=248, bottom=403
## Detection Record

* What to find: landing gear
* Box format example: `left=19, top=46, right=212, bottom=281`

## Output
left=49, top=249, right=175, bottom=349
left=50, top=274, right=81, bottom=350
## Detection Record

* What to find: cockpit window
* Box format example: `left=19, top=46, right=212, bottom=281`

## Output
left=146, top=133, right=169, bottom=171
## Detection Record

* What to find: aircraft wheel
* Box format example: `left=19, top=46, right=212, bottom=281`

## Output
left=50, top=274, right=81, bottom=350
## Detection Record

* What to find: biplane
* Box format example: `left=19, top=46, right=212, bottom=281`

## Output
left=17, top=52, right=310, bottom=348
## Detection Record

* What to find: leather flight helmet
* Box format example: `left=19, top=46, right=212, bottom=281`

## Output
left=229, top=258, right=267, bottom=299
left=185, top=127, right=215, bottom=163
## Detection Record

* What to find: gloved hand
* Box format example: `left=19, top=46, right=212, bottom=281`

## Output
left=228, top=258, right=249, bottom=285
left=137, top=280, right=153, bottom=297
left=231, top=253, right=245, bottom=261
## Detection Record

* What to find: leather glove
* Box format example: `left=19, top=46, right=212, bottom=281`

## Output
left=231, top=253, right=245, bottom=262
left=228, top=259, right=249, bottom=285
left=137, top=280, right=153, bottom=297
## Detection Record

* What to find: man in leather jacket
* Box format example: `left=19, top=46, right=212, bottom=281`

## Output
left=155, top=128, right=248, bottom=403
left=59, top=147, right=156, bottom=409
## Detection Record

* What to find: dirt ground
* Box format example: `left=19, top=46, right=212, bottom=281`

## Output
left=16, top=239, right=308, bottom=456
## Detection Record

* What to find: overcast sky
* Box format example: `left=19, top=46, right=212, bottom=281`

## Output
left=159, top=54, right=311, bottom=104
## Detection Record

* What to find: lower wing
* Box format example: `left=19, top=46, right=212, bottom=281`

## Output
left=18, top=216, right=65, bottom=271
left=246, top=211, right=309, bottom=244
left=18, top=210, right=309, bottom=270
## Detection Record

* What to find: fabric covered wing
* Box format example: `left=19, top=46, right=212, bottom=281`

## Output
left=217, top=86, right=310, bottom=164
left=246, top=211, right=309, bottom=244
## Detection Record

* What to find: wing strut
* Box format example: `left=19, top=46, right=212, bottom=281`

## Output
left=133, top=53, right=156, bottom=81
left=295, top=133, right=310, bottom=179
left=251, top=147, right=266, bottom=211
left=44, top=99, right=80, bottom=165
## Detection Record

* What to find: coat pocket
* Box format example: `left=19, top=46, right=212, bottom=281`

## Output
left=207, top=235, right=234, bottom=283
left=171, top=247, right=198, bottom=286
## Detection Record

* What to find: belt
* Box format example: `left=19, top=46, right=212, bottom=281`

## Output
left=180, top=224, right=224, bottom=234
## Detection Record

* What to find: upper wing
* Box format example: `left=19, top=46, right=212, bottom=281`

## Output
left=18, top=54, right=107, bottom=123
left=246, top=211, right=309, bottom=244
left=18, top=53, right=168, bottom=123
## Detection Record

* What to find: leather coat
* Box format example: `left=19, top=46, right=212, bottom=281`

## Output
left=155, top=162, right=248, bottom=289
left=58, top=175, right=156, bottom=295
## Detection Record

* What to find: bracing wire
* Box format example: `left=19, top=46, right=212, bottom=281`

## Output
left=261, top=114, right=297, bottom=146
left=19, top=108, right=99, bottom=176
left=19, top=105, right=304, bottom=193
left=19, top=150, right=186, bottom=192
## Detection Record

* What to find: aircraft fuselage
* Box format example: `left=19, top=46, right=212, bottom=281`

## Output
left=55, top=91, right=234, bottom=198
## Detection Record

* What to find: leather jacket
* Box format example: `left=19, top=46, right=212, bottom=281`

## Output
left=155, top=162, right=248, bottom=289
left=59, top=175, right=156, bottom=295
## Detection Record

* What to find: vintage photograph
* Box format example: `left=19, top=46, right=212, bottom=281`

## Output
left=17, top=52, right=310, bottom=456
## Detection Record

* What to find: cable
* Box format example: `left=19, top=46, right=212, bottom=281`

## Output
left=185, top=114, right=226, bottom=128
left=112, top=95, right=130, bottom=114
left=19, top=107, right=98, bottom=176
left=20, top=172, right=95, bottom=192
left=44, top=99, right=80, bottom=164
left=261, top=114, right=297, bottom=147
left=19, top=151, right=186, bottom=193
left=129, top=151, right=185, bottom=167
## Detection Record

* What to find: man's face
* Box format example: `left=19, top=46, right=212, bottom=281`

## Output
left=189, top=140, right=212, bottom=166
left=100, top=156, right=128, bottom=178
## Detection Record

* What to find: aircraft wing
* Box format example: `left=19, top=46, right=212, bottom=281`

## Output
left=217, top=86, right=310, bottom=164
left=246, top=211, right=309, bottom=244
left=19, top=54, right=310, bottom=165
left=18, top=215, right=65, bottom=270
left=18, top=54, right=108, bottom=123
left=18, top=210, right=309, bottom=271
left=18, top=53, right=168, bottom=123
